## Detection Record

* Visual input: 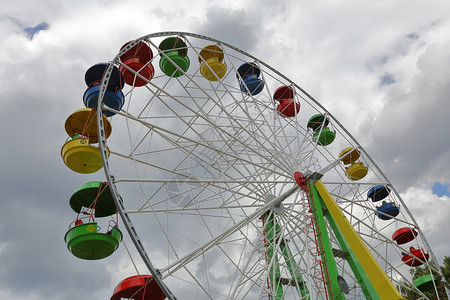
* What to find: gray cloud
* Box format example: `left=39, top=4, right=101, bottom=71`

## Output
left=1, top=1, right=450, bottom=299
left=193, top=6, right=262, bottom=52
left=364, top=40, right=450, bottom=190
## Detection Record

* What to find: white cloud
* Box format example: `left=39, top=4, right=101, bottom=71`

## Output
left=401, top=186, right=450, bottom=260
left=364, top=38, right=450, bottom=190
left=1, top=0, right=450, bottom=299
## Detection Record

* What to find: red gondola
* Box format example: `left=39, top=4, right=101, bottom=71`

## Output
left=273, top=86, right=300, bottom=118
left=402, top=247, right=429, bottom=267
left=392, top=227, right=418, bottom=245
left=273, top=86, right=294, bottom=102
left=119, top=41, right=155, bottom=87
left=111, top=275, right=165, bottom=300
left=277, top=99, right=300, bottom=118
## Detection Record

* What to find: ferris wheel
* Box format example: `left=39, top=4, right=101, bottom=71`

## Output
left=61, top=32, right=449, bottom=299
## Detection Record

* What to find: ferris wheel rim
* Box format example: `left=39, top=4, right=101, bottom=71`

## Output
left=93, top=31, right=446, bottom=299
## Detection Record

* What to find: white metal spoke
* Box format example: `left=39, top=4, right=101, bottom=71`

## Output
left=91, top=32, right=447, bottom=300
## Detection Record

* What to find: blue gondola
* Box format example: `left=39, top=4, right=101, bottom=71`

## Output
left=83, top=63, right=125, bottom=117
left=367, top=185, right=391, bottom=202
left=237, top=62, right=264, bottom=96
left=376, top=201, right=399, bottom=220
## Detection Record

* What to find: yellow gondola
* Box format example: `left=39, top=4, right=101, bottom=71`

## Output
left=61, top=136, right=110, bottom=174
left=64, top=108, right=111, bottom=144
left=339, top=147, right=368, bottom=180
left=198, top=45, right=227, bottom=81
left=339, top=147, right=361, bottom=165
left=345, top=162, right=369, bottom=181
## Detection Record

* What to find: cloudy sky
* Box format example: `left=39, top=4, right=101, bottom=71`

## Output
left=1, top=0, right=449, bottom=299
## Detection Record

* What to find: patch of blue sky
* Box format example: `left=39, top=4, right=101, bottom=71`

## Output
left=24, top=22, right=49, bottom=39
left=380, top=73, right=396, bottom=86
left=432, top=182, right=450, bottom=197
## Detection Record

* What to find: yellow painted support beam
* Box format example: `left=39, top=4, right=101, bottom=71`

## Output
left=314, top=180, right=405, bottom=300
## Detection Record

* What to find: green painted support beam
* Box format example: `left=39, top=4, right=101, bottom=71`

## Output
left=279, top=242, right=310, bottom=298
left=263, top=211, right=310, bottom=299
left=320, top=194, right=379, bottom=299
left=308, top=182, right=347, bottom=300
left=314, top=180, right=405, bottom=300
left=263, top=212, right=284, bottom=299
